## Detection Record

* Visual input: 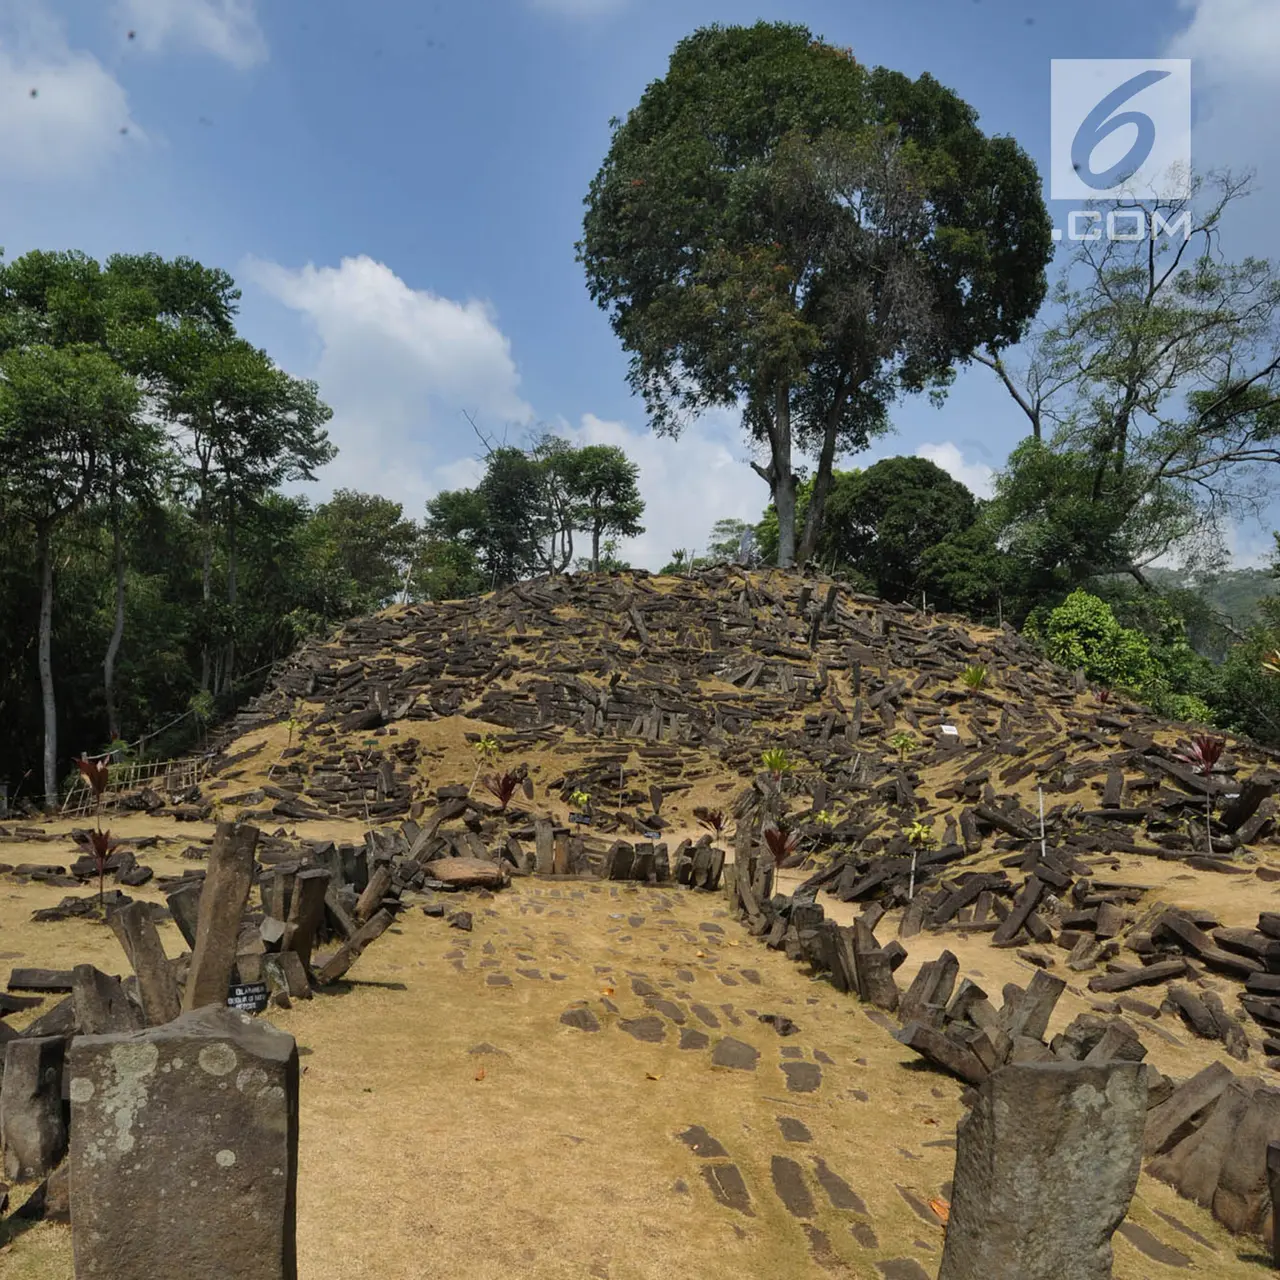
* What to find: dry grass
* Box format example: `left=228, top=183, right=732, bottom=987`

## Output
left=1, top=815, right=1276, bottom=1278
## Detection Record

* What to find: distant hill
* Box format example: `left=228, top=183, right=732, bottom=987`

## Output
left=1144, top=566, right=1278, bottom=631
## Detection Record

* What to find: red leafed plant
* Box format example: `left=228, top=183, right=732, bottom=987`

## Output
left=1175, top=734, right=1227, bottom=856
left=76, top=754, right=109, bottom=798
left=763, top=823, right=799, bottom=868
left=74, top=755, right=116, bottom=908
left=483, top=771, right=533, bottom=811
left=1176, top=734, right=1226, bottom=775
left=1093, top=687, right=1113, bottom=705
left=76, top=827, right=121, bottom=907
left=695, top=808, right=726, bottom=838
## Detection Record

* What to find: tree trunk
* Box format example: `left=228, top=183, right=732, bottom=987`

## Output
left=104, top=483, right=125, bottom=743
left=223, top=497, right=237, bottom=697
left=37, top=525, right=58, bottom=809
left=751, top=384, right=797, bottom=568
left=796, top=377, right=854, bottom=564
left=200, top=492, right=213, bottom=692
left=591, top=522, right=601, bottom=573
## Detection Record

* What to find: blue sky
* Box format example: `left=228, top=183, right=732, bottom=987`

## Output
left=2, top=0, right=1277, bottom=568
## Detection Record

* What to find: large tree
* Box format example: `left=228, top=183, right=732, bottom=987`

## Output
left=579, top=22, right=1051, bottom=567
left=0, top=344, right=142, bottom=805
left=979, top=173, right=1280, bottom=588
left=823, top=457, right=976, bottom=602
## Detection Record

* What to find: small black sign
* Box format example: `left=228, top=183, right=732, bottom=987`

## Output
left=641, top=830, right=661, bottom=841
left=227, top=982, right=269, bottom=1014
left=569, top=812, right=592, bottom=826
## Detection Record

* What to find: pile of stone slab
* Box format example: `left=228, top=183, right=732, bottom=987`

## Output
left=194, top=569, right=1280, bottom=867
left=1144, top=1061, right=1280, bottom=1243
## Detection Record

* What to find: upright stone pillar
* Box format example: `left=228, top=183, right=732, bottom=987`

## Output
left=1, top=1036, right=67, bottom=1181
left=938, top=1060, right=1146, bottom=1280
left=69, top=1005, right=298, bottom=1280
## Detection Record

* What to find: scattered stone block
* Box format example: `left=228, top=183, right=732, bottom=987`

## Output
left=69, top=1005, right=298, bottom=1279
left=1, top=1036, right=67, bottom=1181
left=72, top=964, right=143, bottom=1035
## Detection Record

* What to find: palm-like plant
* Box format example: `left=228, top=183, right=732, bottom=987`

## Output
left=1175, top=734, right=1227, bottom=855
left=889, top=731, right=917, bottom=762
left=483, top=771, right=533, bottom=811
left=763, top=822, right=799, bottom=868
left=695, top=808, right=727, bottom=838
left=905, top=819, right=937, bottom=901
left=74, top=754, right=115, bottom=909
left=961, top=665, right=988, bottom=690
left=761, top=748, right=794, bottom=783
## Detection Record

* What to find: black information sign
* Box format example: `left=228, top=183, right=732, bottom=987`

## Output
left=569, top=812, right=592, bottom=826
left=227, top=982, right=269, bottom=1014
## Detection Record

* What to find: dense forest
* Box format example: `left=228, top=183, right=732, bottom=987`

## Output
left=2, top=21, right=1280, bottom=812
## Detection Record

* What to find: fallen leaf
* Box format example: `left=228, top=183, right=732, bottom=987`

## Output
left=475, top=1067, right=486, bottom=1081
left=601, top=986, right=614, bottom=996
left=929, top=1198, right=950, bottom=1225
left=645, top=1072, right=661, bottom=1081
left=923, top=1117, right=938, bottom=1126
left=695, top=950, right=706, bottom=958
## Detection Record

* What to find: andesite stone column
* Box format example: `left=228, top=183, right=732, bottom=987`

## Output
left=69, top=1005, right=298, bottom=1280
left=938, top=1060, right=1147, bottom=1280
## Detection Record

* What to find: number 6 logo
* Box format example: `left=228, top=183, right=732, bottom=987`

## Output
left=1051, top=60, right=1191, bottom=201
left=1070, top=70, right=1170, bottom=192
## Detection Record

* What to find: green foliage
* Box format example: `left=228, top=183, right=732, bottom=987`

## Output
left=822, top=458, right=978, bottom=602
left=905, top=819, right=937, bottom=849
left=888, top=730, right=918, bottom=760
left=579, top=20, right=1051, bottom=565
left=1029, top=590, right=1155, bottom=693
left=961, top=664, right=989, bottom=690
left=761, top=747, right=794, bottom=779
left=426, top=436, right=646, bottom=587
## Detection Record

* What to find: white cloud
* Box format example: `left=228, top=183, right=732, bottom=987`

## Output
left=245, top=254, right=534, bottom=513
left=1167, top=0, right=1280, bottom=81
left=0, top=3, right=140, bottom=180
left=115, top=0, right=266, bottom=70
left=914, top=442, right=996, bottom=499
left=1165, top=0, right=1280, bottom=200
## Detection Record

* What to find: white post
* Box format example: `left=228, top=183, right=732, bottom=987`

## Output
left=1039, top=788, right=1047, bottom=862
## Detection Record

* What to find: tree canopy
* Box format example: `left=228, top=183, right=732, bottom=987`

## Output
left=580, top=20, right=1052, bottom=568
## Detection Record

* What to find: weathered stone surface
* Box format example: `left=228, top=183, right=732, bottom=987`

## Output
left=72, top=964, right=144, bottom=1035
left=110, top=901, right=182, bottom=1026
left=560, top=1006, right=600, bottom=1033
left=711, top=1037, right=760, bottom=1071
left=282, top=868, right=331, bottom=970
left=1213, top=1084, right=1280, bottom=1235
left=69, top=1005, right=298, bottom=1280
left=1, top=1036, right=67, bottom=1181
left=184, top=823, right=259, bottom=1012
left=424, top=857, right=509, bottom=889
left=938, top=1061, right=1147, bottom=1280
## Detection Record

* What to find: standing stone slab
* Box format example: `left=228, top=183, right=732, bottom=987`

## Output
left=281, top=868, right=331, bottom=971
left=184, top=823, right=259, bottom=1013
left=69, top=1006, right=298, bottom=1280
left=110, top=901, right=182, bottom=1026
left=938, top=1061, right=1147, bottom=1280
left=72, top=964, right=144, bottom=1035
left=165, top=882, right=203, bottom=949
left=1, top=1036, right=67, bottom=1181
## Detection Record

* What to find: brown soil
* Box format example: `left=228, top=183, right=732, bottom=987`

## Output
left=1, top=817, right=1275, bottom=1278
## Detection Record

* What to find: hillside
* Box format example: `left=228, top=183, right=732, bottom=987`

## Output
left=204, top=566, right=1279, bottom=877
